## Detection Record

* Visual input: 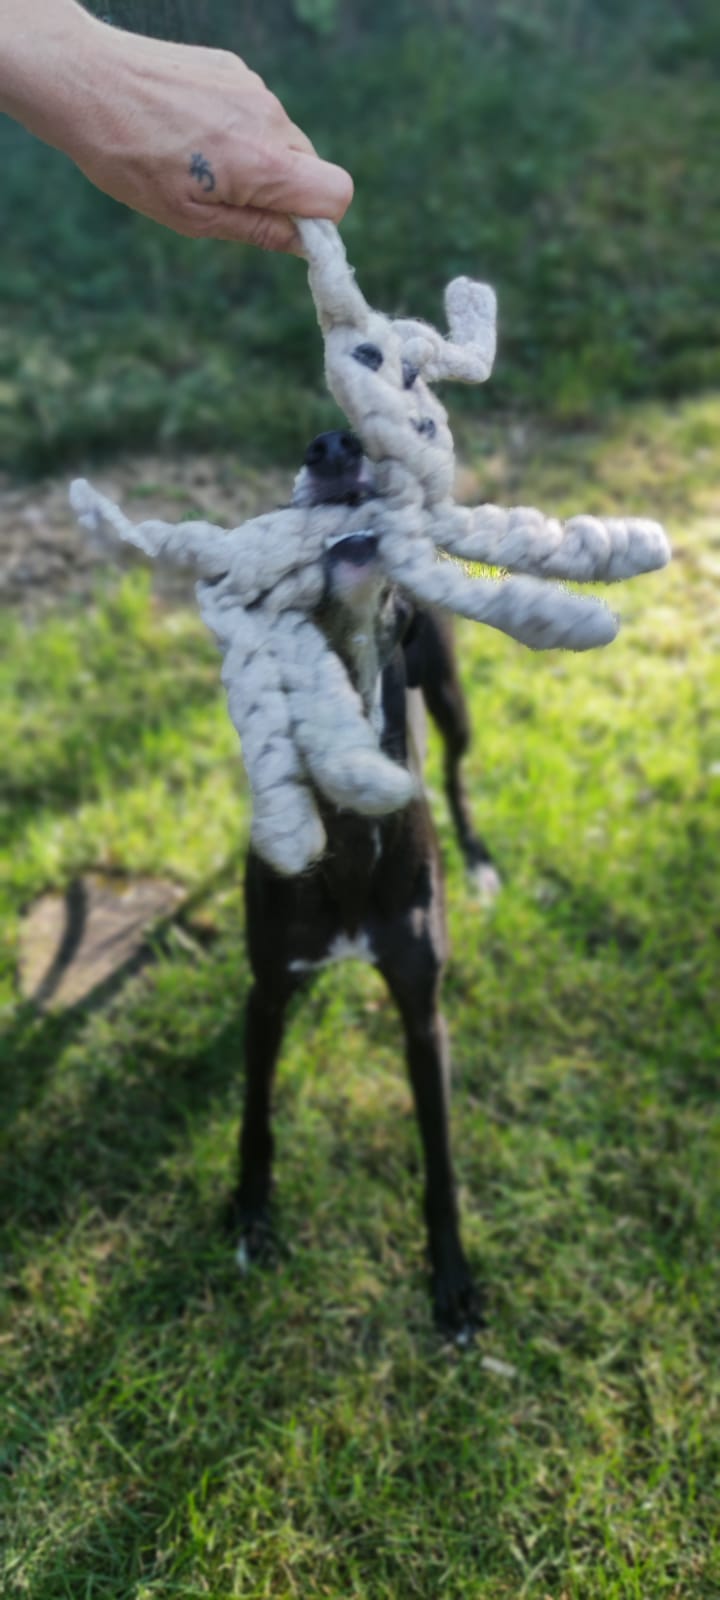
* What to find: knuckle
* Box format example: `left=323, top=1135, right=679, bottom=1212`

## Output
left=257, top=145, right=285, bottom=182
left=264, top=90, right=287, bottom=123
left=212, top=47, right=241, bottom=71
left=246, top=212, right=285, bottom=251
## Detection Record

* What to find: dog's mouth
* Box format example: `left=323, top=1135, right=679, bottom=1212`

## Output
left=323, top=530, right=382, bottom=608
left=325, top=530, right=379, bottom=566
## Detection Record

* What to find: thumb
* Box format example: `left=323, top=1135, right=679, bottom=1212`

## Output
left=239, top=148, right=354, bottom=225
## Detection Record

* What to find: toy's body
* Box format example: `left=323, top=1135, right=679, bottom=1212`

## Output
left=71, top=219, right=669, bottom=875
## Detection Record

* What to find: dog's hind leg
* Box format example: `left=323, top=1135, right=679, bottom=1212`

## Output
left=377, top=926, right=482, bottom=1339
left=410, top=613, right=501, bottom=900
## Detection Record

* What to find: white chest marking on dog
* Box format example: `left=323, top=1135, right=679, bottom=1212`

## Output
left=289, top=931, right=376, bottom=974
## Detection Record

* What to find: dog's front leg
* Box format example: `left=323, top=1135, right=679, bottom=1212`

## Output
left=233, top=981, right=295, bottom=1268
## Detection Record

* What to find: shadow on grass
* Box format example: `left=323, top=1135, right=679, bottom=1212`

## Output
left=1, top=842, right=246, bottom=1124
left=0, top=978, right=250, bottom=1234
left=3, top=873, right=719, bottom=1600
left=1, top=964, right=440, bottom=1600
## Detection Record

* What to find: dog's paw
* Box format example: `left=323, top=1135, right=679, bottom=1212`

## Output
left=466, top=860, right=502, bottom=905
left=432, top=1262, right=486, bottom=1347
left=238, top=1209, right=276, bottom=1269
left=225, top=1193, right=275, bottom=1274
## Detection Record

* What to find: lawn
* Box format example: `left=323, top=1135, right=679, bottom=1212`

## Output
left=2, top=1, right=720, bottom=1590
left=1, top=396, right=719, bottom=1597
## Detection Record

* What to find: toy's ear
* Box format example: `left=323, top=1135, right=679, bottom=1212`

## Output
left=394, top=279, right=497, bottom=384
left=295, top=217, right=371, bottom=336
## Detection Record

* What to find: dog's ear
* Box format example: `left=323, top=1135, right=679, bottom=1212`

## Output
left=393, top=279, right=497, bottom=385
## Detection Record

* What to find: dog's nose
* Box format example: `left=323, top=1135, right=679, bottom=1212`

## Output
left=304, top=429, right=362, bottom=479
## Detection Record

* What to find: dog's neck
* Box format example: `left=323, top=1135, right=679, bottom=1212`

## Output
left=317, top=577, right=398, bottom=728
left=345, top=589, right=385, bottom=724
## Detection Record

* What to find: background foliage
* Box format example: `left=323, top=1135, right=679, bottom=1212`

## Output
left=1, top=0, right=719, bottom=470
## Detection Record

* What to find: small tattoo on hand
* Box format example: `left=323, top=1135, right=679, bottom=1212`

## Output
left=190, top=152, right=216, bottom=194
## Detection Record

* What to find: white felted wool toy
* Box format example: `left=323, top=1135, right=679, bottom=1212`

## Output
left=71, top=218, right=670, bottom=877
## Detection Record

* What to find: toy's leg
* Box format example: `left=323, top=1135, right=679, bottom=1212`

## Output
left=436, top=503, right=669, bottom=584
left=380, top=525, right=618, bottom=652
left=273, top=612, right=417, bottom=815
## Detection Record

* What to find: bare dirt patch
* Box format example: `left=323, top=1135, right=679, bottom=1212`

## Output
left=0, top=454, right=291, bottom=617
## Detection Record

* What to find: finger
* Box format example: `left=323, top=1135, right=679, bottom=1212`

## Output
left=183, top=201, right=302, bottom=254
left=240, top=149, right=354, bottom=224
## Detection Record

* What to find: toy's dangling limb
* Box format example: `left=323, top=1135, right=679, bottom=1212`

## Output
left=70, top=478, right=329, bottom=602
left=270, top=611, right=417, bottom=814
left=435, top=503, right=671, bottom=584
left=215, top=603, right=327, bottom=877
left=379, top=515, right=618, bottom=650
left=70, top=478, right=235, bottom=578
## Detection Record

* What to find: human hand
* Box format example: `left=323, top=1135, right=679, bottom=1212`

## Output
left=1, top=4, right=352, bottom=251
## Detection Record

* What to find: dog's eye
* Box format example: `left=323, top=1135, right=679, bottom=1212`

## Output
left=352, top=343, right=384, bottom=371
left=402, top=359, right=419, bottom=390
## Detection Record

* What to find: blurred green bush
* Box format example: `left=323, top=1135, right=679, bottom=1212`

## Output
left=0, top=1, right=718, bottom=471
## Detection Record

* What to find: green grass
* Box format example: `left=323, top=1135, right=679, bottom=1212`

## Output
left=2, top=395, right=720, bottom=1596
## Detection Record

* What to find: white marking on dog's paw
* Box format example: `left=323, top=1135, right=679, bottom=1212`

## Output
left=467, top=862, right=502, bottom=904
left=234, top=1239, right=250, bottom=1275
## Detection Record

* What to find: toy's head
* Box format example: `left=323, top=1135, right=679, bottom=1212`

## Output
left=296, top=218, right=496, bottom=508
left=324, top=310, right=454, bottom=505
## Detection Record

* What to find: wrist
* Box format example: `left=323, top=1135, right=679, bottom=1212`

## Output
left=0, top=2, right=109, bottom=154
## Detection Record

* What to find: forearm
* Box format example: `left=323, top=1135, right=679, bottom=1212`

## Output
left=0, top=0, right=106, bottom=151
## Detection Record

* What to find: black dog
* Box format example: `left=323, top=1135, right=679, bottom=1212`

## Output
left=233, top=430, right=499, bottom=1336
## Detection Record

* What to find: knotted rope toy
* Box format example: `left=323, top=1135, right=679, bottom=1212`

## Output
left=71, top=218, right=670, bottom=876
